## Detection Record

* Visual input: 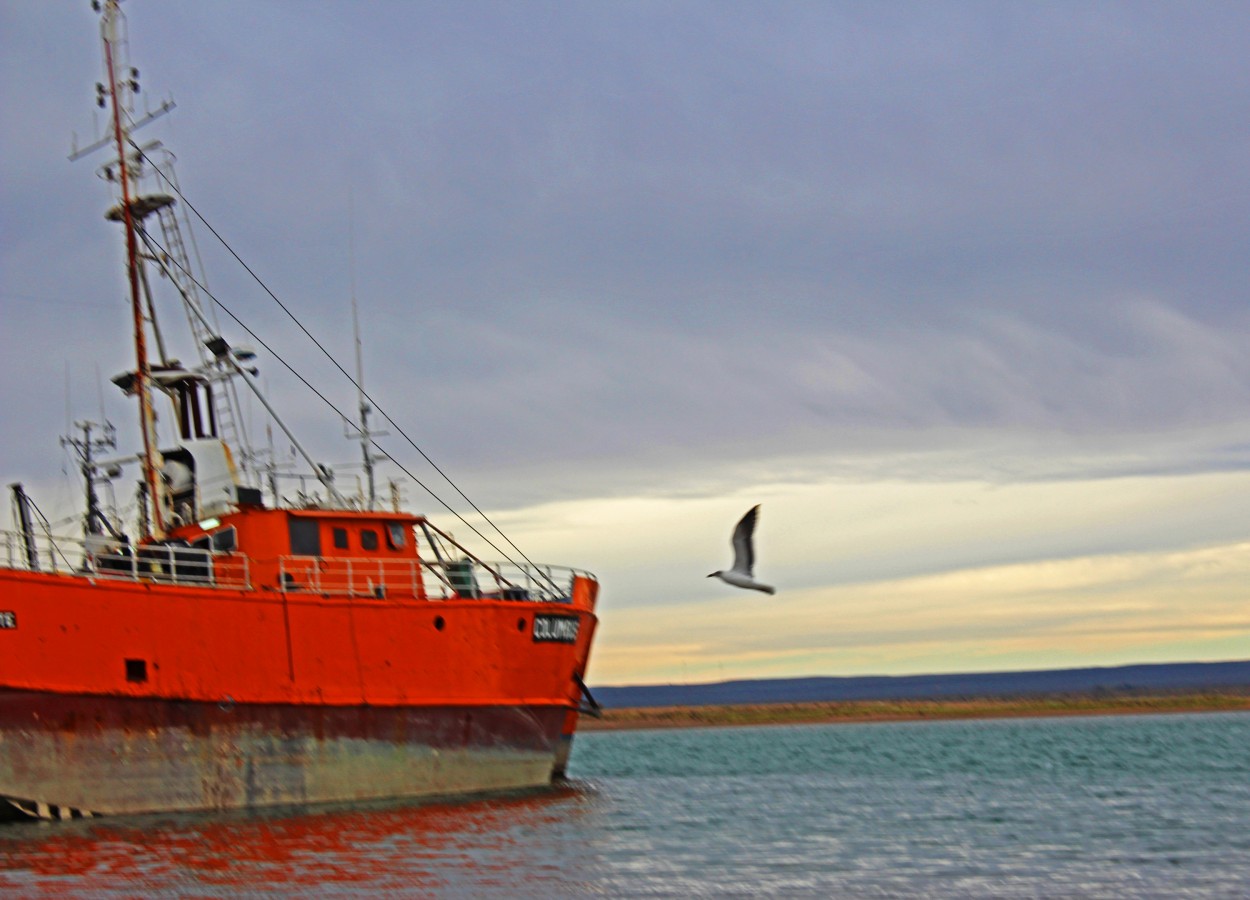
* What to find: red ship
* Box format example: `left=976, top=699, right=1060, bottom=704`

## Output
left=0, top=2, right=599, bottom=821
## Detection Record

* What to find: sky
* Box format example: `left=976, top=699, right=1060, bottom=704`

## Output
left=2, top=1, right=1248, bottom=686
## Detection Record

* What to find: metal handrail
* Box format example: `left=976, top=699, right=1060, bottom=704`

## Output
left=0, top=528, right=251, bottom=590
left=1, top=528, right=593, bottom=601
left=277, top=554, right=593, bottom=602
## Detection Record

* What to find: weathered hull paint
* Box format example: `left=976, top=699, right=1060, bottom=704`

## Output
left=0, top=690, right=569, bottom=819
left=0, top=536, right=598, bottom=820
left=0, top=568, right=597, bottom=707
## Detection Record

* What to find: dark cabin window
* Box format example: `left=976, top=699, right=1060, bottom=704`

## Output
left=360, top=529, right=379, bottom=551
left=386, top=523, right=406, bottom=550
left=288, top=518, right=321, bottom=556
left=332, top=527, right=348, bottom=550
left=211, top=526, right=237, bottom=553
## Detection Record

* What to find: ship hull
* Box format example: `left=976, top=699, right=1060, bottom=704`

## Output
left=1, top=523, right=598, bottom=821
left=0, top=689, right=572, bottom=820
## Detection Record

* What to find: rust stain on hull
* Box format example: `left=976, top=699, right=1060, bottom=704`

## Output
left=0, top=691, right=571, bottom=818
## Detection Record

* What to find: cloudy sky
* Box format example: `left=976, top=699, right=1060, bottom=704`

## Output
left=2, top=1, right=1248, bottom=686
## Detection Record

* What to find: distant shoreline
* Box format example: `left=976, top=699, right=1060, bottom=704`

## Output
left=577, top=690, right=1250, bottom=732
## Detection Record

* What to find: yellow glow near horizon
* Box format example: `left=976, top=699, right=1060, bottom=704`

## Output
left=476, top=468, right=1250, bottom=685
left=587, top=539, right=1250, bottom=684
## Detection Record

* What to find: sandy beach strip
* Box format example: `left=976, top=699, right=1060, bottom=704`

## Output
left=578, top=691, right=1250, bottom=732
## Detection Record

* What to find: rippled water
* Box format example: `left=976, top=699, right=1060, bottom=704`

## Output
left=2, top=712, right=1248, bottom=896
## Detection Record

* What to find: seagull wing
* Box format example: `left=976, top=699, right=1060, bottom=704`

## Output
left=730, top=505, right=759, bottom=575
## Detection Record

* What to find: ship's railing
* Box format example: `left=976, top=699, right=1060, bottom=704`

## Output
left=0, top=528, right=251, bottom=590
left=277, top=555, right=592, bottom=603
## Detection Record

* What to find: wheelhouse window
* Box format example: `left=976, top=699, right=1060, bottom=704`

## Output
left=360, top=529, right=379, bottom=551
left=332, top=527, right=348, bottom=550
left=386, top=523, right=406, bottom=550
left=288, top=518, right=321, bottom=556
left=211, top=526, right=237, bottom=553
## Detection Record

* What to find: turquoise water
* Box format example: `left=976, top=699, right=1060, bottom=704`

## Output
left=1, top=712, right=1247, bottom=896
left=571, top=712, right=1250, bottom=896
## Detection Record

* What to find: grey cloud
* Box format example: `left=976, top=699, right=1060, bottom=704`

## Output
left=5, top=2, right=1250, bottom=517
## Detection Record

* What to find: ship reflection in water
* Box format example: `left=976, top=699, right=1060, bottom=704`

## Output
left=0, top=784, right=605, bottom=895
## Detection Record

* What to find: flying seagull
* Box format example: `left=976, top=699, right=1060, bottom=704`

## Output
left=708, top=505, right=776, bottom=594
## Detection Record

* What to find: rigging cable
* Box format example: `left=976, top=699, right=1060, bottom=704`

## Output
left=134, top=227, right=528, bottom=570
left=126, top=173, right=562, bottom=591
left=131, top=144, right=547, bottom=576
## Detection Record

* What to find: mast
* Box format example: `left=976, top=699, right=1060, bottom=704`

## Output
left=100, top=0, right=165, bottom=539
left=60, top=420, right=119, bottom=538
left=348, top=192, right=380, bottom=510
left=352, top=289, right=377, bottom=510
left=78, top=1, right=344, bottom=517
left=9, top=484, right=40, bottom=571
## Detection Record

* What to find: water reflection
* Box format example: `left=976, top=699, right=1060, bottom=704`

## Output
left=0, top=783, right=606, bottom=896
left=7, top=715, right=1245, bottom=896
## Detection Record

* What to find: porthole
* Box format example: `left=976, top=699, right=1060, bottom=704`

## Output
left=517, top=618, right=526, bottom=632
left=434, top=615, right=445, bottom=631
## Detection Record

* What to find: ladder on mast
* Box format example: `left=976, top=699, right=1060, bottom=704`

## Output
left=152, top=182, right=252, bottom=474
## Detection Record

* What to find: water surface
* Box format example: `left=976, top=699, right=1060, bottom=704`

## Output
left=2, top=712, right=1247, bottom=896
